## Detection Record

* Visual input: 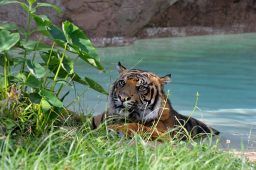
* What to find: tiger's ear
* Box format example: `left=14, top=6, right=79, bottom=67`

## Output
left=160, top=74, right=171, bottom=84
left=116, top=62, right=127, bottom=73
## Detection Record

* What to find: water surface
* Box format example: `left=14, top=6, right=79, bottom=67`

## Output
left=70, top=33, right=256, bottom=150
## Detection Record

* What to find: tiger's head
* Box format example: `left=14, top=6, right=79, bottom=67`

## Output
left=108, top=62, right=171, bottom=122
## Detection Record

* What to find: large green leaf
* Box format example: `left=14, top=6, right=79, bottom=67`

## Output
left=72, top=74, right=108, bottom=95
left=33, top=15, right=66, bottom=44
left=33, top=17, right=104, bottom=71
left=27, top=60, right=46, bottom=78
left=25, top=74, right=41, bottom=88
left=40, top=98, right=52, bottom=112
left=0, top=30, right=20, bottom=52
left=39, top=89, right=63, bottom=108
left=41, top=51, right=74, bottom=76
left=0, top=0, right=19, bottom=5
left=33, top=15, right=51, bottom=31
left=41, top=51, right=107, bottom=94
left=0, top=1, right=30, bottom=13
left=77, top=51, right=104, bottom=71
left=20, top=40, right=50, bottom=51
left=62, top=21, right=95, bottom=56
left=19, top=2, right=31, bottom=13
left=47, top=25, right=66, bottom=45
left=15, top=73, right=27, bottom=83
left=28, top=92, right=42, bottom=104
left=27, top=0, right=36, bottom=6
left=84, top=76, right=108, bottom=95
left=62, top=21, right=103, bottom=70
left=0, top=22, right=18, bottom=31
left=0, top=56, right=26, bottom=67
left=42, top=52, right=106, bottom=94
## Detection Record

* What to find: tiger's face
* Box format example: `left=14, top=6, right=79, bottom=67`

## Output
left=108, top=62, right=171, bottom=122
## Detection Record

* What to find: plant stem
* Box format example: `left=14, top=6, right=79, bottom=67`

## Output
left=26, top=6, right=32, bottom=41
left=51, top=43, right=67, bottom=91
left=20, top=50, right=27, bottom=73
left=36, top=104, right=42, bottom=133
left=4, top=52, right=9, bottom=97
left=20, top=3, right=32, bottom=73
left=43, top=43, right=55, bottom=86
left=56, top=74, right=69, bottom=97
left=56, top=84, right=64, bottom=97
left=47, top=43, right=55, bottom=66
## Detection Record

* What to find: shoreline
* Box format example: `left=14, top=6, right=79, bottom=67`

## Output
left=91, top=26, right=256, bottom=47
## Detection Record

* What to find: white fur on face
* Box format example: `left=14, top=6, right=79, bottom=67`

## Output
left=141, top=98, right=162, bottom=121
left=108, top=71, right=164, bottom=122
left=108, top=89, right=162, bottom=122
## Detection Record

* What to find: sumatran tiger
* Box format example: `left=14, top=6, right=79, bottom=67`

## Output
left=92, top=62, right=219, bottom=140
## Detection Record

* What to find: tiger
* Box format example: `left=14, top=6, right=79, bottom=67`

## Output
left=92, top=62, right=219, bottom=140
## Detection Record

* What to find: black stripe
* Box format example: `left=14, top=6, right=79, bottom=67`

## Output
left=150, top=87, right=159, bottom=110
left=139, top=95, right=144, bottom=104
left=149, top=87, right=154, bottom=104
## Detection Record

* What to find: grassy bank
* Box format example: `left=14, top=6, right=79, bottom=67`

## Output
left=1, top=121, right=255, bottom=170
left=0, top=1, right=255, bottom=169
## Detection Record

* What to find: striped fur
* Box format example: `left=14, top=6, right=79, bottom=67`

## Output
left=93, top=62, right=219, bottom=139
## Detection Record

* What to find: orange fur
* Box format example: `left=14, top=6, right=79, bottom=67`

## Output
left=92, top=62, right=219, bottom=140
left=107, top=123, right=170, bottom=140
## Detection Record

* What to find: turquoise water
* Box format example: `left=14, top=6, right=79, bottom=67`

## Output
left=70, top=33, right=256, bottom=150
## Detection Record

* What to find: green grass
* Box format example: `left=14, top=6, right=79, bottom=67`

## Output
left=1, top=1, right=253, bottom=169
left=1, top=120, right=255, bottom=170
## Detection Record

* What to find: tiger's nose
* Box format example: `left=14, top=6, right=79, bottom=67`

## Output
left=118, top=94, right=131, bottom=102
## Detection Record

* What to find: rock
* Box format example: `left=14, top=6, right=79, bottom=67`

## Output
left=145, top=0, right=256, bottom=35
left=92, top=37, right=136, bottom=47
left=0, top=0, right=63, bottom=28
left=138, top=25, right=248, bottom=38
left=62, top=0, right=179, bottom=37
left=1, top=0, right=256, bottom=46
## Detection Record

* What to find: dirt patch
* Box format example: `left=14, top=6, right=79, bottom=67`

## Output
left=233, top=151, right=256, bottom=163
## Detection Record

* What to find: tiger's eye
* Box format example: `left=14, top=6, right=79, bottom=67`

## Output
left=117, top=80, right=125, bottom=87
left=138, top=85, right=147, bottom=92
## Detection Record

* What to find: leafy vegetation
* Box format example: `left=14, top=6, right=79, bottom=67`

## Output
left=0, top=1, right=254, bottom=169
left=0, top=0, right=107, bottom=135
